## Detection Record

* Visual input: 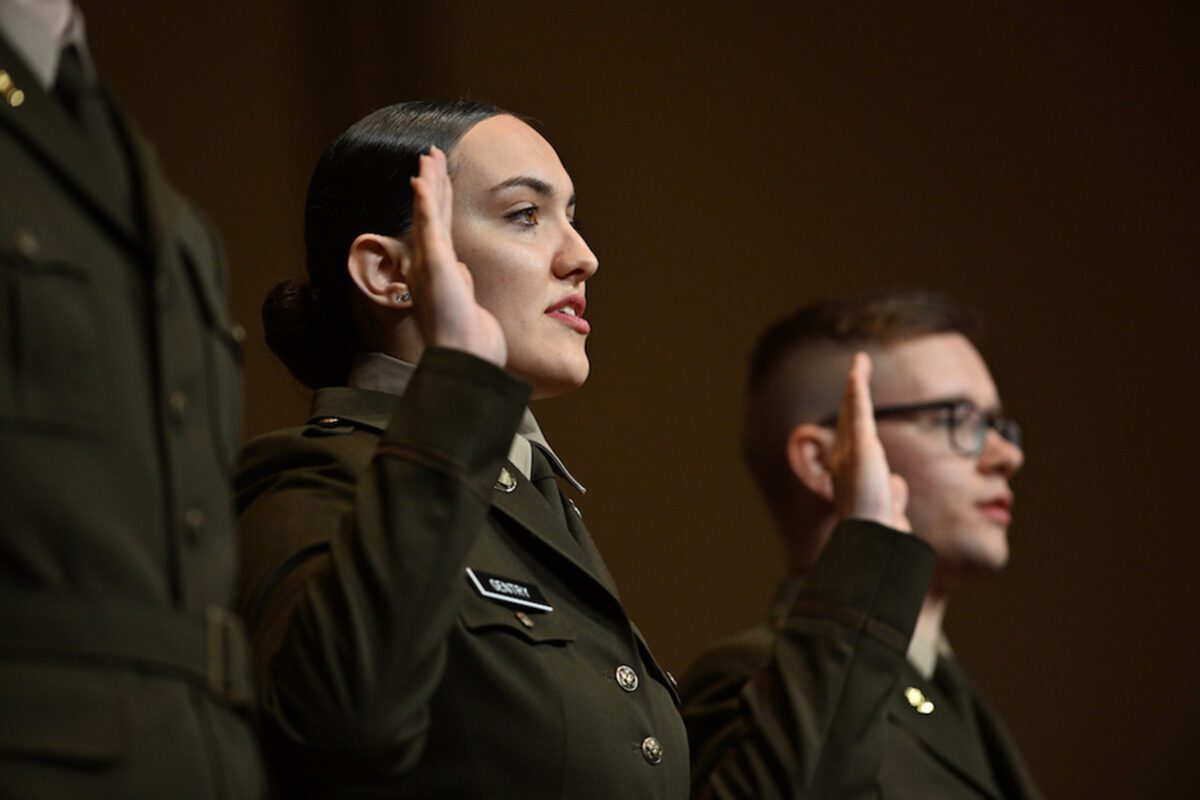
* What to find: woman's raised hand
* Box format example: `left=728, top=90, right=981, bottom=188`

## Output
left=829, top=352, right=912, bottom=532
left=407, top=146, right=507, bottom=366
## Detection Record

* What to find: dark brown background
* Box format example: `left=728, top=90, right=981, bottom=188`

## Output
left=89, top=2, right=1197, bottom=796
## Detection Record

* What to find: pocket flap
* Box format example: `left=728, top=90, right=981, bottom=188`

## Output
left=459, top=594, right=576, bottom=644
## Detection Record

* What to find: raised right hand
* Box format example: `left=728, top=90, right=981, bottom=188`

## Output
left=407, top=146, right=507, bottom=366
left=829, top=352, right=912, bottom=532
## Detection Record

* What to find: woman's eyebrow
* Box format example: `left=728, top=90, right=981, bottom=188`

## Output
left=491, top=175, right=555, bottom=196
left=490, top=176, right=578, bottom=207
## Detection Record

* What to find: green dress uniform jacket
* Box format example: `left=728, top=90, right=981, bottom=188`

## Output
left=0, top=36, right=265, bottom=798
left=680, top=522, right=1043, bottom=799
left=236, top=348, right=689, bottom=799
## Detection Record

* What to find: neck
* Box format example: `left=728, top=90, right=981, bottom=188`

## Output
left=915, top=587, right=948, bottom=645
left=381, top=315, right=424, bottom=364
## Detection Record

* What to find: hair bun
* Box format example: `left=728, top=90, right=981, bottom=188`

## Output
left=262, top=276, right=354, bottom=389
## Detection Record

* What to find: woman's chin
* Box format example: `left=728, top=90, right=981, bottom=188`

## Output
left=523, top=357, right=590, bottom=400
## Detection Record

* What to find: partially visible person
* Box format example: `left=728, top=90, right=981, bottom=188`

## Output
left=235, top=100, right=688, bottom=797
left=681, top=290, right=1042, bottom=799
left=0, top=1, right=264, bottom=795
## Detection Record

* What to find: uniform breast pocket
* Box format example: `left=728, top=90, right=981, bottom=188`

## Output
left=459, top=588, right=577, bottom=647
left=0, top=247, right=106, bottom=432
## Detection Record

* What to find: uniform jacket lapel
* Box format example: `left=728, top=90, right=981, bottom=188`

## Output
left=309, top=385, right=683, bottom=705
left=889, top=660, right=1003, bottom=799
left=490, top=451, right=681, bottom=705
left=486, top=464, right=625, bottom=605
left=968, top=671, right=1043, bottom=800
left=0, top=36, right=138, bottom=245
left=310, top=387, right=624, bottom=606
left=113, top=98, right=179, bottom=275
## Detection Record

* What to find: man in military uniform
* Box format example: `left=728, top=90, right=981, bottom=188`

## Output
left=681, top=290, right=1042, bottom=798
left=0, top=2, right=265, bottom=795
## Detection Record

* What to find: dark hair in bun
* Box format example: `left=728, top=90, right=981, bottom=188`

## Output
left=263, top=99, right=507, bottom=389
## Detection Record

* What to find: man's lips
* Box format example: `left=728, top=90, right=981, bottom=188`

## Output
left=546, top=295, right=590, bottom=334
left=978, top=494, right=1013, bottom=526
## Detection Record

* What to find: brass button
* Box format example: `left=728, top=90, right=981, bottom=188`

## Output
left=615, top=664, right=639, bottom=692
left=168, top=390, right=188, bottom=423
left=640, top=736, right=663, bottom=765
left=904, top=686, right=935, bottom=715
left=230, top=323, right=246, bottom=345
left=514, top=611, right=534, bottom=629
left=0, top=72, right=10, bottom=92
left=7, top=89, right=24, bottom=108
left=183, top=508, right=205, bottom=542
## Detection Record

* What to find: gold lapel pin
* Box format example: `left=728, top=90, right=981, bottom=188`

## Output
left=0, top=70, right=25, bottom=108
left=904, top=686, right=935, bottom=715
left=494, top=467, right=517, bottom=493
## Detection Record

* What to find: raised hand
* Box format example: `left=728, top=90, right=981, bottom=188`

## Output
left=407, top=146, right=507, bottom=366
left=829, top=352, right=911, bottom=532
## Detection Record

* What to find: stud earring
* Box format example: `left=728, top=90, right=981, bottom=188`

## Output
left=396, top=292, right=411, bottom=304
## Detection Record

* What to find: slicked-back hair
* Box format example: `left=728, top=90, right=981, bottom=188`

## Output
left=263, top=99, right=509, bottom=390
left=743, top=289, right=982, bottom=521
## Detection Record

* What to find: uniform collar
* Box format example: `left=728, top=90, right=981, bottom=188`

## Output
left=347, top=351, right=586, bottom=492
left=0, top=0, right=93, bottom=90
left=771, top=573, right=945, bottom=678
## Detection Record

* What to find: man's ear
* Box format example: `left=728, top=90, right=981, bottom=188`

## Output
left=346, top=233, right=413, bottom=310
left=786, top=423, right=836, bottom=503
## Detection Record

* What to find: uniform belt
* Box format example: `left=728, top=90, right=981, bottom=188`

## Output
left=0, top=592, right=254, bottom=710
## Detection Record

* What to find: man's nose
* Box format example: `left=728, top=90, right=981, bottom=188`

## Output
left=980, top=428, right=1024, bottom=478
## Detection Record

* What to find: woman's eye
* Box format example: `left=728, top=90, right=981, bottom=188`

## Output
left=508, top=207, right=539, bottom=226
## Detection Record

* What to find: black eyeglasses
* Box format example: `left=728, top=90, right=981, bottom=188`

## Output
left=819, top=399, right=1022, bottom=458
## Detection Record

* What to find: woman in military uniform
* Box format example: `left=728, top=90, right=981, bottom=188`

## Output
left=235, top=100, right=688, bottom=798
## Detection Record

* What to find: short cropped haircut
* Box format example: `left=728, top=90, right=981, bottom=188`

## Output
left=743, top=289, right=982, bottom=519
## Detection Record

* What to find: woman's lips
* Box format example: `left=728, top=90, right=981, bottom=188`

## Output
left=546, top=296, right=590, bottom=334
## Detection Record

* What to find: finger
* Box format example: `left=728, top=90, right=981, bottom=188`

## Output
left=430, top=146, right=453, bottom=221
left=836, top=351, right=876, bottom=451
left=419, top=150, right=455, bottom=258
left=888, top=473, right=912, bottom=533
left=411, top=155, right=454, bottom=274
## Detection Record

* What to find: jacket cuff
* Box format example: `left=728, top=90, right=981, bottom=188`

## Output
left=379, top=348, right=531, bottom=489
left=795, top=520, right=936, bottom=653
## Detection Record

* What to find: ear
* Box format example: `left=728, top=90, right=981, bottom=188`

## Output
left=785, top=423, right=837, bottom=503
left=346, top=234, right=413, bottom=310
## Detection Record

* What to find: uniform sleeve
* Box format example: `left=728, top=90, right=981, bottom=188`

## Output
left=680, top=521, right=936, bottom=799
left=235, top=347, right=530, bottom=778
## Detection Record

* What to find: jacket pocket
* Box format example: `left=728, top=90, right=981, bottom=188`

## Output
left=0, top=659, right=126, bottom=764
left=459, top=592, right=576, bottom=645
left=0, top=247, right=105, bottom=433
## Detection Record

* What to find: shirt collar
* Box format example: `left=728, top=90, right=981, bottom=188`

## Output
left=0, top=0, right=93, bottom=90
left=906, top=630, right=950, bottom=681
left=347, top=351, right=585, bottom=492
